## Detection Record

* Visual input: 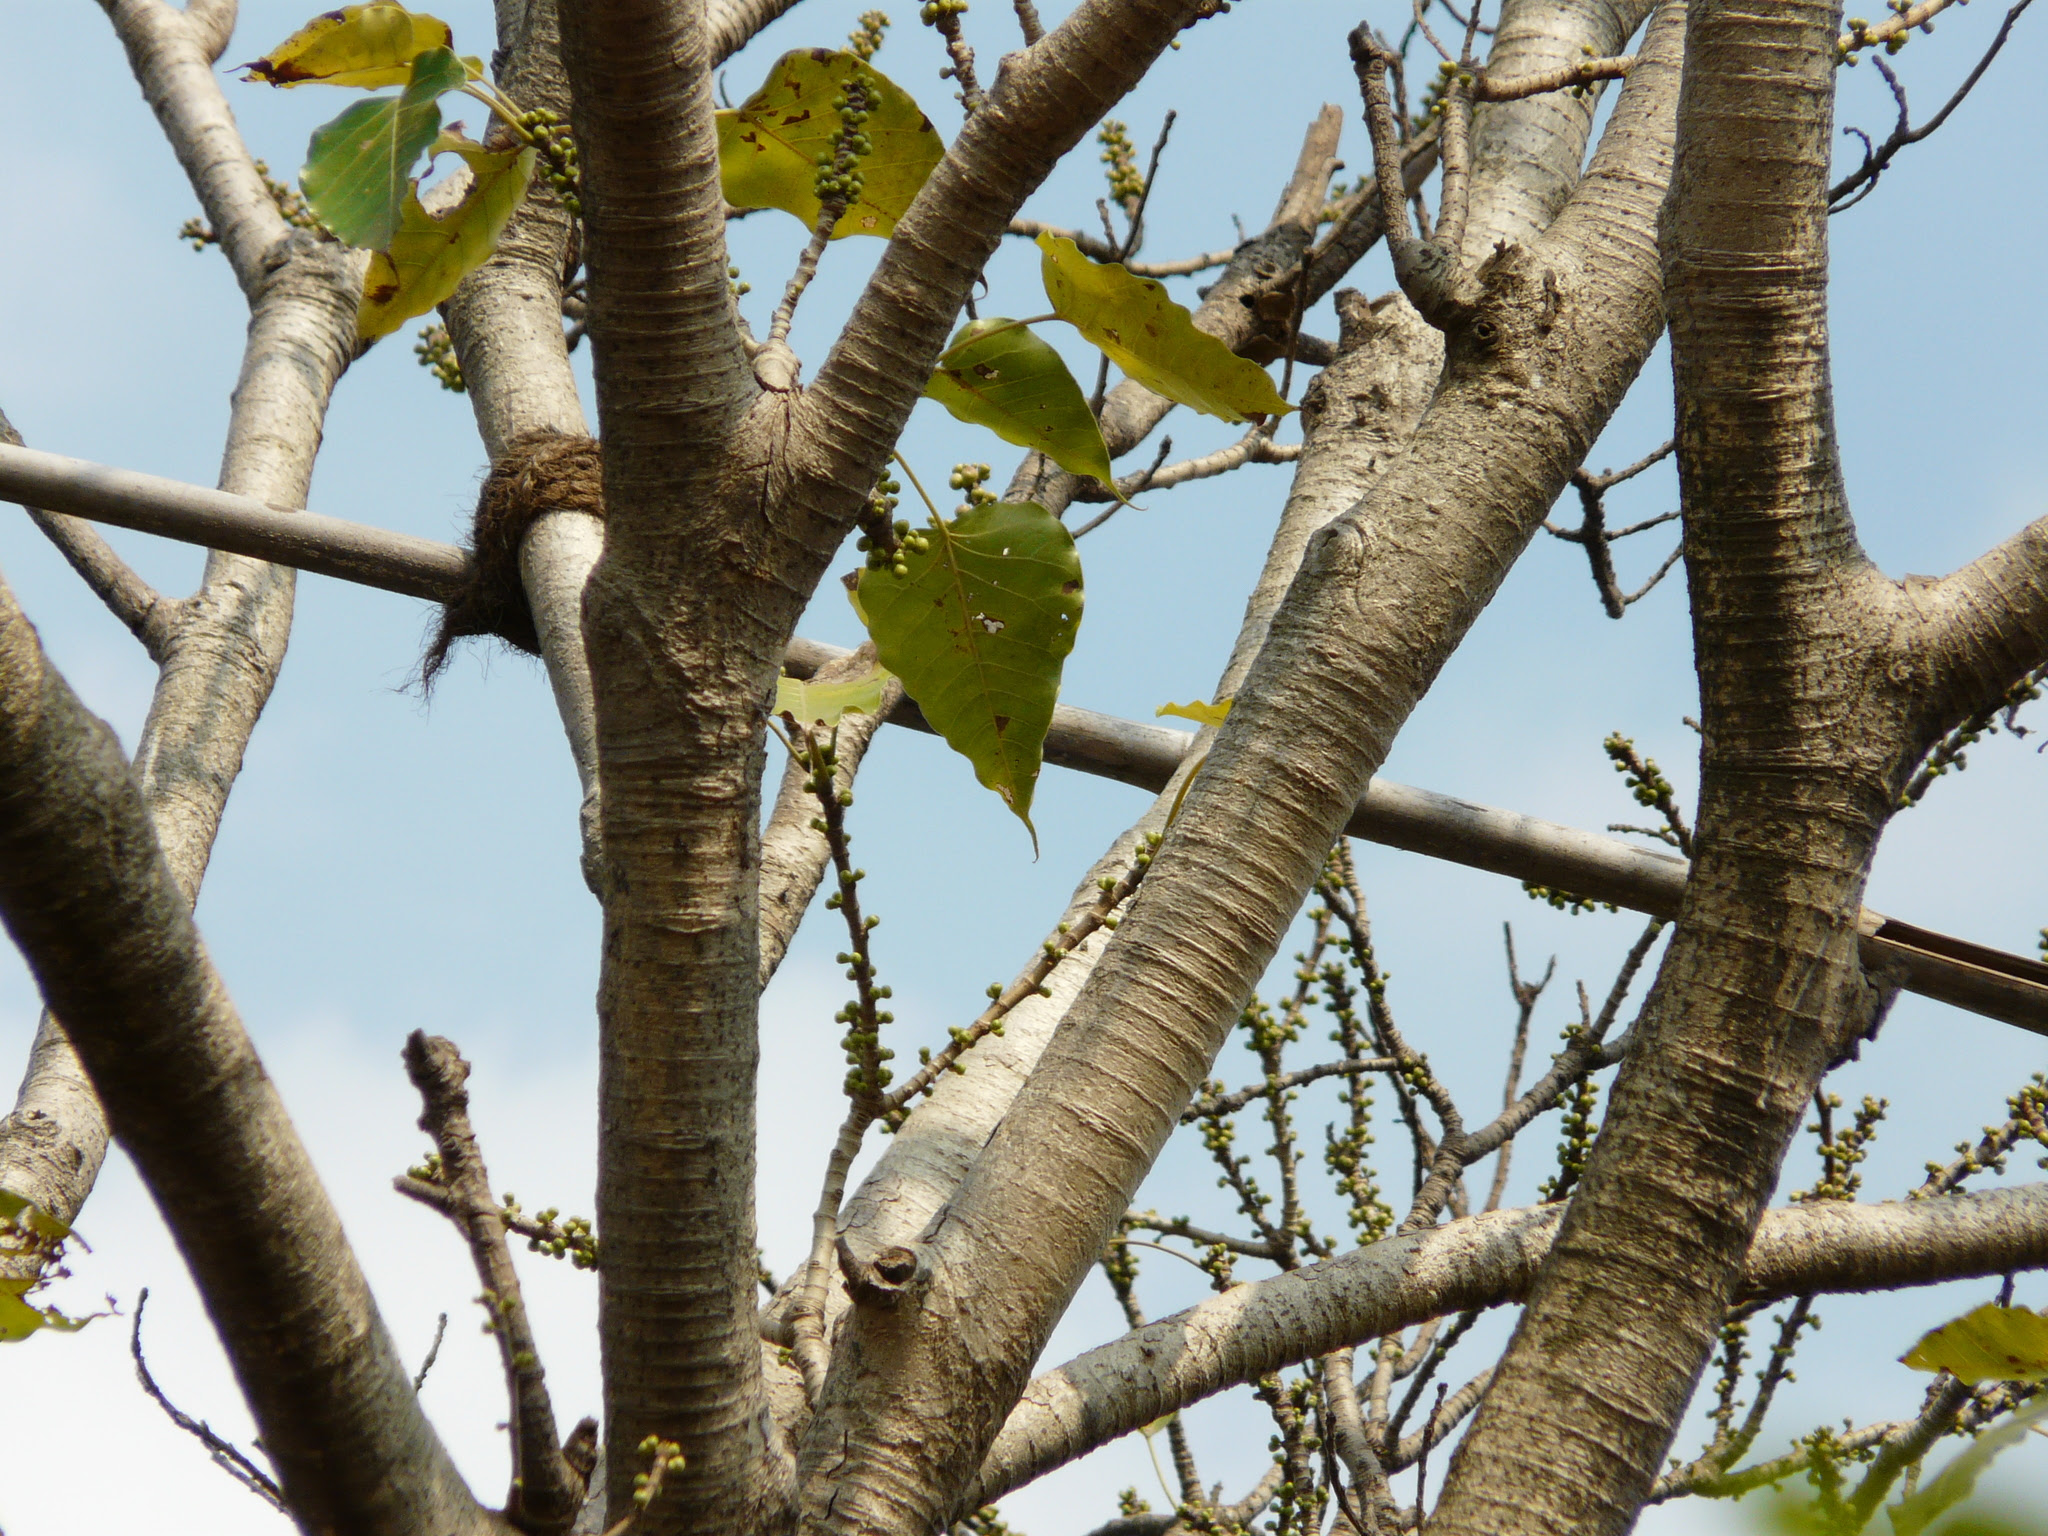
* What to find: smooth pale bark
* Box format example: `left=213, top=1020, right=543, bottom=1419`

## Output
left=0, top=570, right=504, bottom=1536
left=973, top=1183, right=2048, bottom=1502
left=1429, top=2, right=2048, bottom=1530
left=2, top=0, right=363, bottom=1311
left=795, top=12, right=1685, bottom=1533
left=835, top=0, right=1657, bottom=1327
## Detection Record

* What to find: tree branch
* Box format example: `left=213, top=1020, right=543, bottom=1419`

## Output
left=708, top=0, right=810, bottom=64
left=0, top=408, right=178, bottom=661
left=799, top=10, right=1687, bottom=1529
left=793, top=0, right=1216, bottom=536
left=0, top=566, right=502, bottom=1536
left=404, top=1032, right=591, bottom=1533
left=971, top=1183, right=2048, bottom=1505
left=4, top=0, right=365, bottom=1363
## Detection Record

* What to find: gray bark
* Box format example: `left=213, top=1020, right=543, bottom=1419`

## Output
left=1429, top=1, right=2048, bottom=1529
left=974, top=1184, right=2048, bottom=1504
left=796, top=11, right=1686, bottom=1533
left=0, top=567, right=502, bottom=1536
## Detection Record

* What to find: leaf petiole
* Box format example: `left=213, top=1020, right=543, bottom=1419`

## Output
left=890, top=452, right=945, bottom=523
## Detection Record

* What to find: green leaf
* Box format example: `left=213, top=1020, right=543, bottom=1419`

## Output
left=0, top=1278, right=48, bottom=1343
left=239, top=4, right=471, bottom=88
left=924, top=319, right=1119, bottom=493
left=717, top=49, right=942, bottom=239
left=1157, top=697, right=1232, bottom=727
left=776, top=664, right=893, bottom=726
left=357, top=130, right=536, bottom=339
left=1903, top=1302, right=2048, bottom=1384
left=854, top=502, right=1083, bottom=845
left=301, top=46, right=468, bottom=250
left=1038, top=233, right=1295, bottom=424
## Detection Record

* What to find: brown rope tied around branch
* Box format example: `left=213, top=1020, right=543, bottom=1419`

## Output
left=420, top=430, right=604, bottom=690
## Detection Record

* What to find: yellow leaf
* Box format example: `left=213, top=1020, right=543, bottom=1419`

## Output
left=356, top=132, right=536, bottom=339
left=1157, top=697, right=1232, bottom=728
left=717, top=50, right=942, bottom=239
left=776, top=664, right=893, bottom=727
left=1902, top=1302, right=2048, bottom=1384
left=1038, top=235, right=1294, bottom=424
left=239, top=4, right=458, bottom=88
left=0, top=1278, right=48, bottom=1343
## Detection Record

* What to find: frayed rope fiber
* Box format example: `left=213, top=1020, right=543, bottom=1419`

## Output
left=420, top=430, right=603, bottom=690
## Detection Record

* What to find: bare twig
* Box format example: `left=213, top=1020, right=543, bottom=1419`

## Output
left=131, top=1289, right=288, bottom=1512
left=1474, top=53, right=1635, bottom=101
left=1117, top=111, right=1177, bottom=261
left=1544, top=441, right=1678, bottom=619
left=413, top=1312, right=449, bottom=1394
left=1487, top=929, right=1552, bottom=1211
left=1832, top=1, right=2035, bottom=211
left=402, top=1031, right=588, bottom=1530
left=1012, top=0, right=1045, bottom=43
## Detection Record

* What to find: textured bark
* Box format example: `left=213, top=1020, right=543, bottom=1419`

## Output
left=971, top=1184, right=2048, bottom=1503
left=0, top=570, right=503, bottom=1536
left=557, top=0, right=776, bottom=1518
left=794, top=13, right=1684, bottom=1535
left=1428, top=3, right=2048, bottom=1532
left=2, top=0, right=362, bottom=1325
left=558, top=3, right=1233, bottom=1526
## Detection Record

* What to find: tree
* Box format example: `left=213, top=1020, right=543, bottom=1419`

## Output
left=2, top=0, right=2046, bottom=1533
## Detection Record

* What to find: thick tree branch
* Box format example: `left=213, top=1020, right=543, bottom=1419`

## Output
left=971, top=1184, right=2048, bottom=1505
left=444, top=0, right=604, bottom=891
left=798, top=13, right=1686, bottom=1532
left=1432, top=0, right=1964, bottom=1527
left=1914, top=514, right=2048, bottom=736
left=2, top=0, right=363, bottom=1366
left=0, top=567, right=501, bottom=1536
left=708, top=0, right=808, bottom=63
left=101, top=0, right=291, bottom=297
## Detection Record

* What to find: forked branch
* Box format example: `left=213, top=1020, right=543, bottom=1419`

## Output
left=403, top=1031, right=591, bottom=1533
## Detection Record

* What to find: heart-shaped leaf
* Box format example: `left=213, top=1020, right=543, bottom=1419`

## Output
left=717, top=50, right=942, bottom=239
left=301, top=45, right=468, bottom=250
left=357, top=129, right=536, bottom=338
left=1903, top=1302, right=2048, bottom=1384
left=240, top=4, right=473, bottom=89
left=854, top=501, right=1083, bottom=846
left=1038, top=233, right=1294, bottom=424
left=924, top=319, right=1119, bottom=493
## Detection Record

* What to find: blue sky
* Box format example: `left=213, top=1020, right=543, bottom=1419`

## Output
left=1, top=1, right=2044, bottom=1531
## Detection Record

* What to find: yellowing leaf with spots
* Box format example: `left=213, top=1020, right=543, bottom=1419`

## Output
left=1038, top=234, right=1294, bottom=424
left=356, top=128, right=535, bottom=339
left=717, top=50, right=942, bottom=239
left=238, top=4, right=476, bottom=88
left=1157, top=697, right=1232, bottom=727
left=924, top=319, right=1118, bottom=493
left=854, top=502, right=1083, bottom=847
left=776, top=663, right=893, bottom=726
left=1902, top=1302, right=2048, bottom=1384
